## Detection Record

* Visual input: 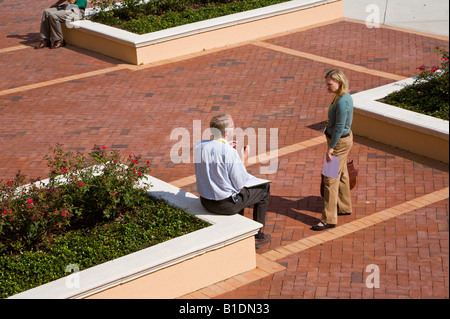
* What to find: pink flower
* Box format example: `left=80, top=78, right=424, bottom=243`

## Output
left=61, top=168, right=68, bottom=172
left=430, top=67, right=439, bottom=73
left=138, top=171, right=142, bottom=176
left=27, top=205, right=31, bottom=209
left=2, top=210, right=7, bottom=216
left=102, top=146, right=107, bottom=149
left=146, top=161, right=150, bottom=165
left=418, top=66, right=427, bottom=71
left=77, top=182, right=84, bottom=187
left=114, top=159, right=118, bottom=162
left=129, top=155, right=133, bottom=158
left=7, top=180, right=12, bottom=184
left=42, top=212, right=45, bottom=216
left=133, top=159, right=137, bottom=164
left=28, top=199, right=33, bottom=204
left=62, top=212, right=66, bottom=217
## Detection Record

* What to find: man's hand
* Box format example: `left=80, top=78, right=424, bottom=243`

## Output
left=241, top=145, right=250, bottom=164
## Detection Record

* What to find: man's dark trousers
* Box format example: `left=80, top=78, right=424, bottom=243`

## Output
left=200, top=183, right=270, bottom=233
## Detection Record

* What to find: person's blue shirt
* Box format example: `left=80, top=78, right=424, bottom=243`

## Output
left=194, top=138, right=249, bottom=200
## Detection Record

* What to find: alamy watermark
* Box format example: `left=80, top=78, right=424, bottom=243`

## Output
left=365, top=4, right=382, bottom=28
left=365, top=264, right=380, bottom=288
left=169, top=120, right=279, bottom=174
left=64, top=4, right=83, bottom=29
left=65, top=263, right=80, bottom=289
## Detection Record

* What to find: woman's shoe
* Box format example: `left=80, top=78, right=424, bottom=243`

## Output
left=311, top=222, right=336, bottom=231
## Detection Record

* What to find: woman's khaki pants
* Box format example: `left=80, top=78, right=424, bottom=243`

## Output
left=322, top=132, right=353, bottom=225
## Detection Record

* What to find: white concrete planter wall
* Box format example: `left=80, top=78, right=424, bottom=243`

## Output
left=63, top=0, right=343, bottom=64
left=9, top=174, right=262, bottom=299
left=352, top=77, right=449, bottom=163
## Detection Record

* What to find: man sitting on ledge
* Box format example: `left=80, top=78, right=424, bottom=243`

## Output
left=36, top=0, right=87, bottom=49
left=194, top=114, right=271, bottom=249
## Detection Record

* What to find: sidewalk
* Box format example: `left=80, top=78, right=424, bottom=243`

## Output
left=0, top=0, right=448, bottom=299
left=344, top=0, right=449, bottom=37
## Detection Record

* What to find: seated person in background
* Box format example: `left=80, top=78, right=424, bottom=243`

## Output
left=194, top=114, right=271, bottom=249
left=36, top=0, right=87, bottom=49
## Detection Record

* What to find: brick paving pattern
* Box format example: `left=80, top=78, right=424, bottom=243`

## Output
left=0, top=0, right=448, bottom=299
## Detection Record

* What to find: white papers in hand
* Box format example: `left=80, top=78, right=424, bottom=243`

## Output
left=244, top=174, right=271, bottom=188
left=322, top=155, right=339, bottom=179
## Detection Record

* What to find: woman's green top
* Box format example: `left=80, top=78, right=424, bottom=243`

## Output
left=74, top=0, right=87, bottom=9
left=325, top=92, right=353, bottom=149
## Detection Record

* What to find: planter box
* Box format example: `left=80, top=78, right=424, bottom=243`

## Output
left=352, top=77, right=449, bottom=163
left=9, top=174, right=262, bottom=299
left=62, top=0, right=343, bottom=65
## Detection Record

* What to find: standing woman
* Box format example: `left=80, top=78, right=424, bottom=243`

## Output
left=312, top=69, right=354, bottom=231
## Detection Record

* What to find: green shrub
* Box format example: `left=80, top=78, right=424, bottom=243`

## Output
left=0, top=144, right=152, bottom=253
left=380, top=47, right=449, bottom=120
left=0, top=144, right=210, bottom=298
left=89, top=0, right=292, bottom=34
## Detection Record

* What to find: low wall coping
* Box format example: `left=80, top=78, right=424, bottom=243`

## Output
left=70, top=0, right=339, bottom=48
left=9, top=174, right=262, bottom=299
left=352, top=77, right=449, bottom=140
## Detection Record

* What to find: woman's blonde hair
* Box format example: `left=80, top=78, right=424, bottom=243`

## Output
left=324, top=69, right=349, bottom=96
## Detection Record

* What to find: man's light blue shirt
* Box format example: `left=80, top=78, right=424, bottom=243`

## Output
left=194, top=139, right=249, bottom=200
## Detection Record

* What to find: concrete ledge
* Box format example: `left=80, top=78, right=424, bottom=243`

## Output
left=352, top=77, right=449, bottom=163
left=63, top=0, right=343, bottom=64
left=9, top=174, right=262, bottom=299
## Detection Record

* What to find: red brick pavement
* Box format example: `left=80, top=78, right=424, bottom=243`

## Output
left=0, top=1, right=43, bottom=48
left=0, top=46, right=120, bottom=90
left=0, top=1, right=448, bottom=299
left=266, top=19, right=449, bottom=78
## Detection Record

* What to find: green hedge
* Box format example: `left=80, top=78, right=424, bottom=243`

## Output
left=1, top=195, right=209, bottom=299
left=1, top=145, right=209, bottom=298
left=379, top=47, right=449, bottom=121
left=89, top=0, right=292, bottom=34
